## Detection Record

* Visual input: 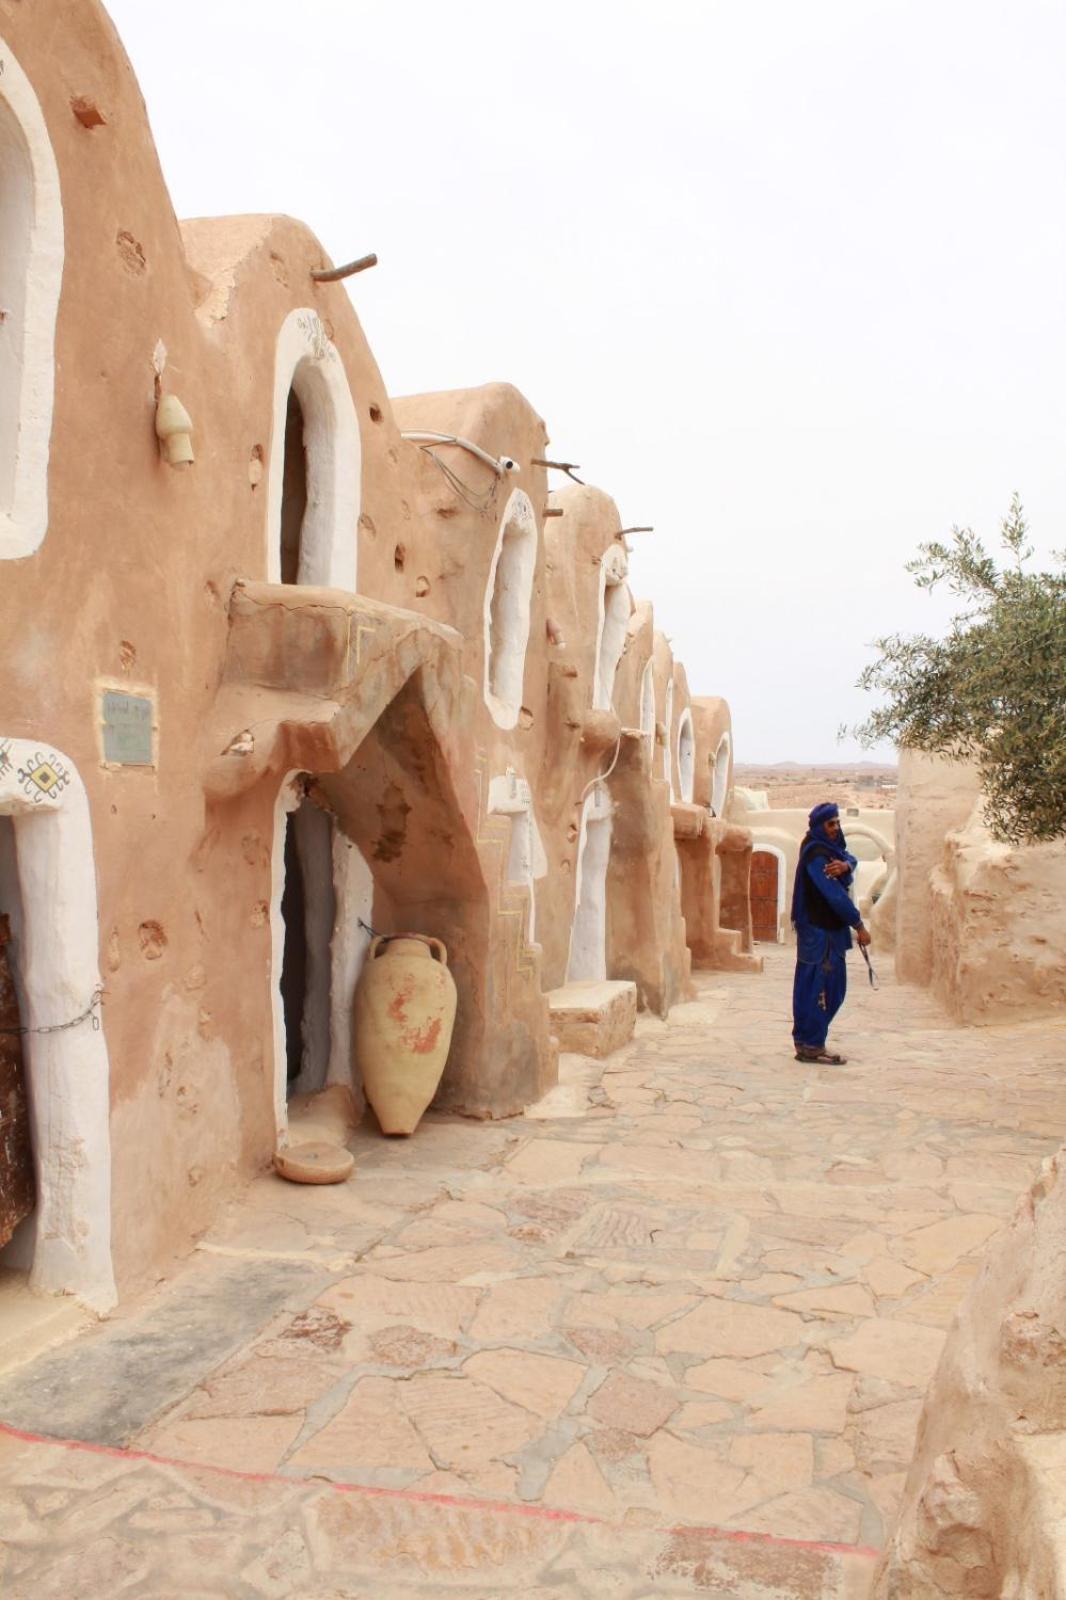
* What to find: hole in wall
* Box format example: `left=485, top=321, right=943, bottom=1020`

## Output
left=369, top=403, right=382, bottom=423
left=394, top=544, right=406, bottom=573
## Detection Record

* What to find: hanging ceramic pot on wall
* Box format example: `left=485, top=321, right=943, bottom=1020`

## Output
left=353, top=935, right=458, bottom=1135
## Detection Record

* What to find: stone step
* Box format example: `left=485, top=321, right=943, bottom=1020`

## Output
left=546, top=979, right=637, bottom=1057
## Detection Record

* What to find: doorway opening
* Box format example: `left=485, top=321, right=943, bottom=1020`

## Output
left=0, top=817, right=33, bottom=1252
left=751, top=846, right=785, bottom=942
left=279, top=388, right=308, bottom=585
left=280, top=795, right=335, bottom=1098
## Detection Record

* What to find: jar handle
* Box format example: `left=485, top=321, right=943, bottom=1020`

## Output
left=425, top=937, right=448, bottom=966
left=368, top=935, right=388, bottom=960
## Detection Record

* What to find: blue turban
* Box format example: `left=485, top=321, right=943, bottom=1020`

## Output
left=791, top=802, right=851, bottom=926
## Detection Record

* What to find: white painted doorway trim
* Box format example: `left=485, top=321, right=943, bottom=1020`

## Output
left=0, top=738, right=115, bottom=1310
left=265, top=308, right=361, bottom=590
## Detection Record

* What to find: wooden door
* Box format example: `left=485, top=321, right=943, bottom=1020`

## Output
left=0, top=913, right=34, bottom=1248
left=750, top=851, right=779, bottom=942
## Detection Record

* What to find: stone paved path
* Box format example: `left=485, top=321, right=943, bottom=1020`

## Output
left=1, top=947, right=1064, bottom=1597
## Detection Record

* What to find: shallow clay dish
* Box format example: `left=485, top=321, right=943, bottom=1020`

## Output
left=274, top=1140, right=354, bottom=1185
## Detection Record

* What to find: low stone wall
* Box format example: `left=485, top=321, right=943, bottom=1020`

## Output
left=929, top=806, right=1066, bottom=1023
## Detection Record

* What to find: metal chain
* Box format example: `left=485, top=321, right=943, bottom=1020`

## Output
left=0, top=985, right=104, bottom=1037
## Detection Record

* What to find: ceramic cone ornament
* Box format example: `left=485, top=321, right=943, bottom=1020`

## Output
left=354, top=935, right=457, bottom=1135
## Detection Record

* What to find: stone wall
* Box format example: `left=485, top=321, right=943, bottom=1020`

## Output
left=929, top=805, right=1066, bottom=1023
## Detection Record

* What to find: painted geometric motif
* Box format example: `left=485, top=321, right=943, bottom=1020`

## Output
left=15, top=748, right=70, bottom=804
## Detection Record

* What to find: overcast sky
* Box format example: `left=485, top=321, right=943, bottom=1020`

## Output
left=106, top=0, right=1066, bottom=762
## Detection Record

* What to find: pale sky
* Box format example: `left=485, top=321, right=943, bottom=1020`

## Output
left=106, top=0, right=1066, bottom=761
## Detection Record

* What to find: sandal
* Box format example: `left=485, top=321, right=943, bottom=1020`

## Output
left=794, top=1047, right=848, bottom=1065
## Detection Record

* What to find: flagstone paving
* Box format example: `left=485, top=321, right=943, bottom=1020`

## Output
left=1, top=946, right=1064, bottom=1596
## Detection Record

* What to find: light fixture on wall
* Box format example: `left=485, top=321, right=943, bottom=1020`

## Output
left=155, top=393, right=194, bottom=469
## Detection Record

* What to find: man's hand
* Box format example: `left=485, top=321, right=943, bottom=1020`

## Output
left=824, top=860, right=850, bottom=879
left=856, top=926, right=872, bottom=948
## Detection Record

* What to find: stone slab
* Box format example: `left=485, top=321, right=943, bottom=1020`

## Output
left=546, top=980, right=638, bottom=1057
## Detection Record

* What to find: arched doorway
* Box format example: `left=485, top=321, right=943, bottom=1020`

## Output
left=567, top=784, right=613, bottom=982
left=751, top=845, right=786, bottom=942
left=266, top=308, right=360, bottom=591
left=0, top=739, right=114, bottom=1309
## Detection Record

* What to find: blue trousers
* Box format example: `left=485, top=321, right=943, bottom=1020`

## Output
left=792, top=953, right=847, bottom=1049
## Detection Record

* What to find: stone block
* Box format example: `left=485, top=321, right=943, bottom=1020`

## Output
left=546, top=980, right=637, bottom=1057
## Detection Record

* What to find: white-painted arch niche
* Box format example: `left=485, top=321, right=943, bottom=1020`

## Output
left=483, top=489, right=538, bottom=730
left=0, top=40, right=63, bottom=561
left=267, top=309, right=361, bottom=590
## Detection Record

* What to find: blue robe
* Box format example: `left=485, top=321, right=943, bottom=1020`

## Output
left=791, top=831, right=861, bottom=1050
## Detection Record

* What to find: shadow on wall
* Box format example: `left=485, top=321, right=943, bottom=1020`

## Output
left=317, top=671, right=492, bottom=1114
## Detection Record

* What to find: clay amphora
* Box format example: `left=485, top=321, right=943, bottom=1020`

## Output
left=353, top=935, right=457, bottom=1135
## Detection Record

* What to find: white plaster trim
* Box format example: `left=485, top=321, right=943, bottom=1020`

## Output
left=0, top=39, right=64, bottom=561
left=663, top=679, right=675, bottom=792
left=0, top=738, right=115, bottom=1310
left=677, top=706, right=695, bottom=804
left=712, top=731, right=732, bottom=816
left=483, top=489, right=538, bottom=730
left=592, top=548, right=632, bottom=712
left=327, top=830, right=373, bottom=1093
left=752, top=843, right=787, bottom=943
left=265, top=309, right=360, bottom=590
left=567, top=783, right=613, bottom=982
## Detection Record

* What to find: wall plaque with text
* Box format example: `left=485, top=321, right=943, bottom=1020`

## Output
left=101, top=691, right=154, bottom=766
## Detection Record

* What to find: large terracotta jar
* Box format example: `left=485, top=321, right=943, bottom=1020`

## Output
left=353, top=935, right=458, bottom=1135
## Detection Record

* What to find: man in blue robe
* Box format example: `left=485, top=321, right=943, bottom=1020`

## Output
left=790, top=801, right=871, bottom=1064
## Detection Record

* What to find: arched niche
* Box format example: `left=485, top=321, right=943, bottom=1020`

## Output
left=662, top=678, right=675, bottom=791
left=266, top=309, right=361, bottom=590
left=711, top=731, right=732, bottom=815
left=0, top=41, right=63, bottom=561
left=483, top=489, right=538, bottom=730
left=567, top=783, right=613, bottom=983
left=677, top=707, right=695, bottom=803
left=0, top=738, right=114, bottom=1309
left=592, top=545, right=631, bottom=712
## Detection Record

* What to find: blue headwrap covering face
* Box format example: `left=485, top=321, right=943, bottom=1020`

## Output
left=790, top=802, right=853, bottom=926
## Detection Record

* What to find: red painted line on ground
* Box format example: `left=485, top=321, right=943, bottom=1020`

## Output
left=0, top=1420, right=880, bottom=1561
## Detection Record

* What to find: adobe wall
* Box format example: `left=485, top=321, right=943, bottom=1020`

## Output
left=0, top=0, right=757, bottom=1305
left=873, top=1147, right=1066, bottom=1598
left=928, top=805, right=1066, bottom=1024
left=893, top=750, right=980, bottom=983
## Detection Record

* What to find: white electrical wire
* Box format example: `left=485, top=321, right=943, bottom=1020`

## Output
left=400, top=431, right=517, bottom=477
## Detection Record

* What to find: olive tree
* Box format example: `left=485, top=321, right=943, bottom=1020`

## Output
left=849, top=495, right=1066, bottom=844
